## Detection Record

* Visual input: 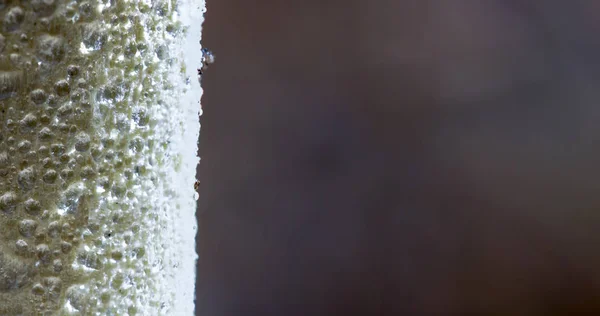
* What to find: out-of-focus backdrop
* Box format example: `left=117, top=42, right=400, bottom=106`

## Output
left=196, top=1, right=600, bottom=315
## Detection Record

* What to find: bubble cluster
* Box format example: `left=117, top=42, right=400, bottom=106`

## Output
left=44, top=276, right=62, bottom=299
left=74, top=132, right=91, bottom=152
left=19, top=113, right=38, bottom=132
left=42, top=169, right=58, bottom=183
left=54, top=79, right=70, bottom=96
left=0, top=0, right=202, bottom=313
left=81, top=22, right=107, bottom=52
left=38, top=127, right=54, bottom=141
left=29, top=89, right=47, bottom=104
left=19, top=219, right=38, bottom=237
left=15, top=240, right=28, bottom=254
left=37, top=34, right=66, bottom=62
left=53, top=259, right=63, bottom=272
left=0, top=192, right=18, bottom=213
left=4, top=6, right=24, bottom=32
left=17, top=140, right=32, bottom=153
left=32, top=283, right=45, bottom=295
left=24, top=198, right=41, bottom=215
left=67, top=64, right=79, bottom=76
left=36, top=244, right=51, bottom=263
left=60, top=241, right=72, bottom=253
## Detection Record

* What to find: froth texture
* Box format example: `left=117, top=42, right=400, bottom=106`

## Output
left=0, top=0, right=204, bottom=314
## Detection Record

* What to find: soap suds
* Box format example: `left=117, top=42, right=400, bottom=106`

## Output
left=0, top=0, right=204, bottom=314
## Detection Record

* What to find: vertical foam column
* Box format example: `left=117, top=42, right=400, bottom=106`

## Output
left=0, top=0, right=204, bottom=314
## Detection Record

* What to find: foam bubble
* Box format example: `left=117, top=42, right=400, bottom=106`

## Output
left=0, top=0, right=204, bottom=313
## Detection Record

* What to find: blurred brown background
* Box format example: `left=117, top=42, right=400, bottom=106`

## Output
left=196, top=1, right=600, bottom=315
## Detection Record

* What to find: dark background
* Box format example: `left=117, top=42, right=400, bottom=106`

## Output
left=196, top=1, right=600, bottom=315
